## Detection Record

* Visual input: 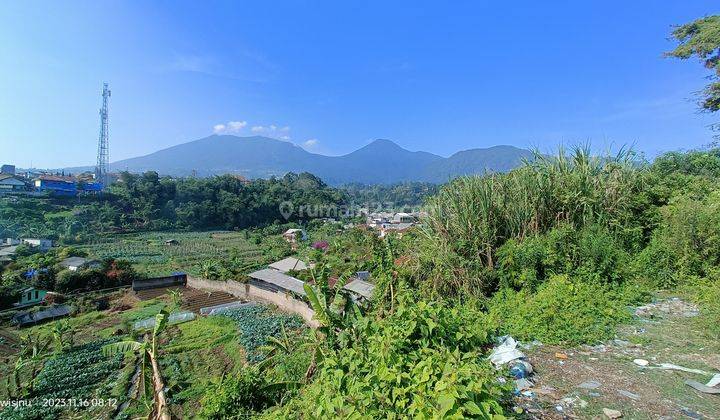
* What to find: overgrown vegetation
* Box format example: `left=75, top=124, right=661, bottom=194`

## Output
left=3, top=144, right=720, bottom=418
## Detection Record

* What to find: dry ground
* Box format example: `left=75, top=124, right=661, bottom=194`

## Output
left=514, top=298, right=720, bottom=419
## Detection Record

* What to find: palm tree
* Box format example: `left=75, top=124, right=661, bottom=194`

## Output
left=103, top=310, right=171, bottom=420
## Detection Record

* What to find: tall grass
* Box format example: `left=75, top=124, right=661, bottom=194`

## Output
left=421, top=145, right=643, bottom=296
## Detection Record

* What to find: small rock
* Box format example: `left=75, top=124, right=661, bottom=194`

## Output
left=680, top=408, right=702, bottom=419
left=633, top=358, right=649, bottom=367
left=603, top=408, right=623, bottom=419
left=617, top=389, right=640, bottom=400
left=578, top=380, right=602, bottom=390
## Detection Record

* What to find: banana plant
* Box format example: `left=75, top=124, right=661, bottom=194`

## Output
left=13, top=333, right=50, bottom=397
left=103, top=309, right=171, bottom=420
left=256, top=322, right=292, bottom=372
left=51, top=320, right=73, bottom=354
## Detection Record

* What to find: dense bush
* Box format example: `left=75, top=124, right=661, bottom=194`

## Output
left=496, top=224, right=631, bottom=291
left=423, top=147, right=645, bottom=297
left=683, top=273, right=720, bottom=339
left=488, top=275, right=633, bottom=345
left=272, top=300, right=507, bottom=418
left=198, top=367, right=281, bottom=419
left=54, top=260, right=136, bottom=293
left=634, top=192, right=720, bottom=288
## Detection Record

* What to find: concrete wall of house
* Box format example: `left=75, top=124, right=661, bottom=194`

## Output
left=19, top=289, right=46, bottom=306
left=187, top=276, right=319, bottom=327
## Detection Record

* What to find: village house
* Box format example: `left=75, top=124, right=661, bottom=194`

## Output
left=59, top=256, right=101, bottom=271
left=21, top=238, right=52, bottom=251
left=247, top=268, right=307, bottom=297
left=15, top=287, right=48, bottom=307
left=34, top=174, right=78, bottom=197
left=0, top=245, right=18, bottom=263
left=392, top=212, right=416, bottom=224
left=343, top=277, right=376, bottom=303
left=0, top=174, right=29, bottom=194
left=282, top=228, right=307, bottom=243
left=268, top=256, right=313, bottom=273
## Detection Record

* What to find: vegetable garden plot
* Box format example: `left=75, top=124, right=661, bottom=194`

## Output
left=79, top=230, right=265, bottom=276
left=0, top=339, right=124, bottom=420
left=212, top=305, right=305, bottom=363
left=134, top=286, right=241, bottom=314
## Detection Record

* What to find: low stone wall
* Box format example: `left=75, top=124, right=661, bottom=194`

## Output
left=187, top=276, right=319, bottom=327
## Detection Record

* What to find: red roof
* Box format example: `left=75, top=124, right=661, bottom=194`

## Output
left=36, top=175, right=75, bottom=183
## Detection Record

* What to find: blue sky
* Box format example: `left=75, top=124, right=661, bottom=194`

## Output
left=0, top=1, right=718, bottom=168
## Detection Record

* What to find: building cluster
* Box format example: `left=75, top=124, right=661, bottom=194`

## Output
left=365, top=211, right=424, bottom=237
left=0, top=237, right=53, bottom=263
left=248, top=255, right=375, bottom=304
left=0, top=164, right=106, bottom=197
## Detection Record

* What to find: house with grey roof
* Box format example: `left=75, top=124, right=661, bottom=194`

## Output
left=59, top=256, right=101, bottom=271
left=247, top=268, right=307, bottom=297
left=343, top=278, right=376, bottom=302
left=268, top=256, right=313, bottom=273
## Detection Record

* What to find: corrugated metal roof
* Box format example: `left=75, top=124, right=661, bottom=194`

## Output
left=269, top=257, right=310, bottom=273
left=59, top=256, right=94, bottom=268
left=248, top=268, right=307, bottom=296
left=36, top=175, right=75, bottom=183
left=343, top=279, right=375, bottom=299
left=12, top=305, right=70, bottom=326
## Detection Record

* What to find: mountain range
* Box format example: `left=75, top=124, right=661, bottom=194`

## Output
left=69, top=135, right=534, bottom=185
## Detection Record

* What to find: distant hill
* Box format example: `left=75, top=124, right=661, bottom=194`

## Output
left=65, top=135, right=533, bottom=185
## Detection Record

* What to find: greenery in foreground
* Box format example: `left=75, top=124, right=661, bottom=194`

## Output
left=174, top=145, right=720, bottom=417
left=3, top=145, right=720, bottom=419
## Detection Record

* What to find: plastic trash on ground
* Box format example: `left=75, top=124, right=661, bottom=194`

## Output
left=489, top=335, right=526, bottom=366
left=489, top=335, right=537, bottom=395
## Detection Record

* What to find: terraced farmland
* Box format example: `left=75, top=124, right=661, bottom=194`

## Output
left=79, top=231, right=266, bottom=277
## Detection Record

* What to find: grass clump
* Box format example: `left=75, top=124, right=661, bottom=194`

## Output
left=489, top=275, right=633, bottom=345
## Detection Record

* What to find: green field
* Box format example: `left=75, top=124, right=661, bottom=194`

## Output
left=77, top=231, right=268, bottom=277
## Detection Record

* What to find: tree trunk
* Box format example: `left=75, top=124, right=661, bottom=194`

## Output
left=149, top=352, right=171, bottom=420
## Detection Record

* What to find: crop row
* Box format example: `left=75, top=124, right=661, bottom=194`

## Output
left=214, top=305, right=305, bottom=363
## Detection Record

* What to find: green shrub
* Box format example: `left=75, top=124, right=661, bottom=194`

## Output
left=634, top=192, right=720, bottom=288
left=496, top=224, right=631, bottom=291
left=199, top=367, right=280, bottom=419
left=272, top=300, right=507, bottom=418
left=683, top=273, right=720, bottom=339
left=489, top=275, right=632, bottom=345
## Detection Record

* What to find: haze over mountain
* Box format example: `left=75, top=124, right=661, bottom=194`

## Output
left=67, top=135, right=534, bottom=185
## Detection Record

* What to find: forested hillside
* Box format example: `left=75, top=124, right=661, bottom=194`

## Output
left=0, top=172, right=345, bottom=242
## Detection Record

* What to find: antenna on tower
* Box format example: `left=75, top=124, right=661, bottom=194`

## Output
left=95, top=82, right=111, bottom=188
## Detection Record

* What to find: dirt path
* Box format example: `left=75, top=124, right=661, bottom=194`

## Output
left=514, top=298, right=720, bottom=419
